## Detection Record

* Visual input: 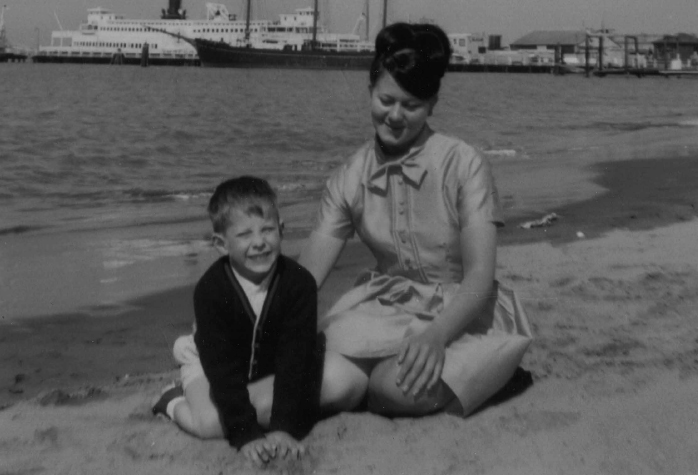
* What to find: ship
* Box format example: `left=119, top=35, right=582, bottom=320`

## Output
left=32, top=0, right=272, bottom=65
left=192, top=0, right=377, bottom=69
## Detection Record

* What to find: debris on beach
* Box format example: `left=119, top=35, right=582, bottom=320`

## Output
left=518, top=213, right=560, bottom=229
left=38, top=387, right=107, bottom=406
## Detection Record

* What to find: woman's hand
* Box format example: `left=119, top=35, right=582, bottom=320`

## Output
left=395, top=325, right=447, bottom=398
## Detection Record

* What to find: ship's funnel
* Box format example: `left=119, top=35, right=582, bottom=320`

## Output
left=161, top=0, right=186, bottom=19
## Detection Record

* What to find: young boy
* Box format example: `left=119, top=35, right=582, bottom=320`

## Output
left=152, top=176, right=323, bottom=466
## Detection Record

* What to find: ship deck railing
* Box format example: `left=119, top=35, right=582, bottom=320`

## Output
left=37, top=48, right=197, bottom=59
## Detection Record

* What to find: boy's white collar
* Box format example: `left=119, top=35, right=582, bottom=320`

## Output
left=229, top=262, right=276, bottom=292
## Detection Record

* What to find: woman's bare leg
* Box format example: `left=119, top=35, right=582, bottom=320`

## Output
left=245, top=351, right=371, bottom=420
left=320, top=351, right=371, bottom=412
left=366, top=356, right=455, bottom=417
left=236, top=352, right=372, bottom=427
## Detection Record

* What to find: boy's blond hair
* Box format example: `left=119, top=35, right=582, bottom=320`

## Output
left=208, top=176, right=278, bottom=233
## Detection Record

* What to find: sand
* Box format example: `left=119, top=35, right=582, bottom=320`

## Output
left=2, top=155, right=698, bottom=474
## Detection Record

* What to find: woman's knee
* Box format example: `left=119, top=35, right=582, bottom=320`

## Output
left=365, top=361, right=405, bottom=414
left=367, top=359, right=452, bottom=417
left=320, top=351, right=369, bottom=411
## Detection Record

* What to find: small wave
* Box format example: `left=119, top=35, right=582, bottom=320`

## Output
left=589, top=122, right=659, bottom=132
left=0, top=225, right=49, bottom=236
left=172, top=192, right=211, bottom=201
left=564, top=120, right=698, bottom=133
left=288, top=159, right=344, bottom=173
left=122, top=188, right=209, bottom=203
left=100, top=239, right=212, bottom=269
left=276, top=181, right=325, bottom=193
left=482, top=149, right=518, bottom=158
left=103, top=260, right=136, bottom=270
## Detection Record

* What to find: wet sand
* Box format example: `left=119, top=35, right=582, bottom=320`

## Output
left=1, top=155, right=697, bottom=474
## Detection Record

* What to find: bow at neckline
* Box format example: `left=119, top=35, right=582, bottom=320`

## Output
left=368, top=155, right=427, bottom=192
left=367, top=126, right=433, bottom=192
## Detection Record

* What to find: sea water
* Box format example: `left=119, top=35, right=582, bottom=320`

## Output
left=2, top=63, right=698, bottom=318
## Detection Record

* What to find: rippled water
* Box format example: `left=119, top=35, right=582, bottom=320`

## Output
left=3, top=63, right=698, bottom=238
left=2, top=63, right=698, bottom=319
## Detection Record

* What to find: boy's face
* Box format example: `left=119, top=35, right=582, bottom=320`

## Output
left=213, top=204, right=281, bottom=284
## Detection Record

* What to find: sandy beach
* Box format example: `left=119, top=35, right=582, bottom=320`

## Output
left=2, top=154, right=698, bottom=475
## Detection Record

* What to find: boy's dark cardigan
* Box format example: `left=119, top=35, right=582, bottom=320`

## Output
left=194, top=254, right=323, bottom=449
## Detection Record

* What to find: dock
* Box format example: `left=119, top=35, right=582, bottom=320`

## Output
left=448, top=63, right=558, bottom=73
left=592, top=68, right=661, bottom=78
left=658, top=70, right=698, bottom=78
left=0, top=52, right=28, bottom=62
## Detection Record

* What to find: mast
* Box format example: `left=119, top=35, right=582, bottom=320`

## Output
left=311, top=0, right=319, bottom=50
left=244, top=0, right=251, bottom=41
left=0, top=5, right=7, bottom=51
left=365, top=0, right=369, bottom=41
left=382, top=0, right=387, bottom=29
left=161, top=0, right=186, bottom=19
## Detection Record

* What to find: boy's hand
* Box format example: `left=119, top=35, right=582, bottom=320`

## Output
left=240, top=436, right=276, bottom=467
left=265, top=431, right=306, bottom=460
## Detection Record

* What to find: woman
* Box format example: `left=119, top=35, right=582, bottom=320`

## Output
left=300, top=22, right=532, bottom=417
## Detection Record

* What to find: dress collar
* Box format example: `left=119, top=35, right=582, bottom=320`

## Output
left=373, top=124, right=433, bottom=165
left=369, top=125, right=433, bottom=192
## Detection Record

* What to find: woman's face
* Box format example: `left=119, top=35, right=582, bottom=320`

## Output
left=370, top=71, right=437, bottom=156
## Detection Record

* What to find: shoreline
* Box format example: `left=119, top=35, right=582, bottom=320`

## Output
left=2, top=221, right=697, bottom=474
left=2, top=153, right=696, bottom=406
left=498, top=155, right=698, bottom=245
left=2, top=153, right=698, bottom=473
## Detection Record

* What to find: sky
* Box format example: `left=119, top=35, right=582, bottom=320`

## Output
left=3, top=0, right=697, bottom=51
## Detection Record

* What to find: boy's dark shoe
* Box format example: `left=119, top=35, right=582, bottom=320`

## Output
left=151, top=383, right=184, bottom=418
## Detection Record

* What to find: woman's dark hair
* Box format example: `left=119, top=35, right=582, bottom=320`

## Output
left=370, top=23, right=452, bottom=100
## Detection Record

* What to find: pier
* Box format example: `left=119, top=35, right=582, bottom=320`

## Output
left=0, top=52, right=28, bottom=62
left=448, top=63, right=558, bottom=73
left=586, top=33, right=698, bottom=78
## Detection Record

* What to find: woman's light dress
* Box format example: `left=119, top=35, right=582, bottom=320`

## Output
left=313, top=126, right=533, bottom=415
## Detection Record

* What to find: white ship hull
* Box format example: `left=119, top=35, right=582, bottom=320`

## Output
left=33, top=3, right=266, bottom=65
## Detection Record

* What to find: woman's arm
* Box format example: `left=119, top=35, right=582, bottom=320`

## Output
left=298, top=231, right=347, bottom=289
left=432, top=223, right=497, bottom=341
left=396, top=223, right=497, bottom=396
